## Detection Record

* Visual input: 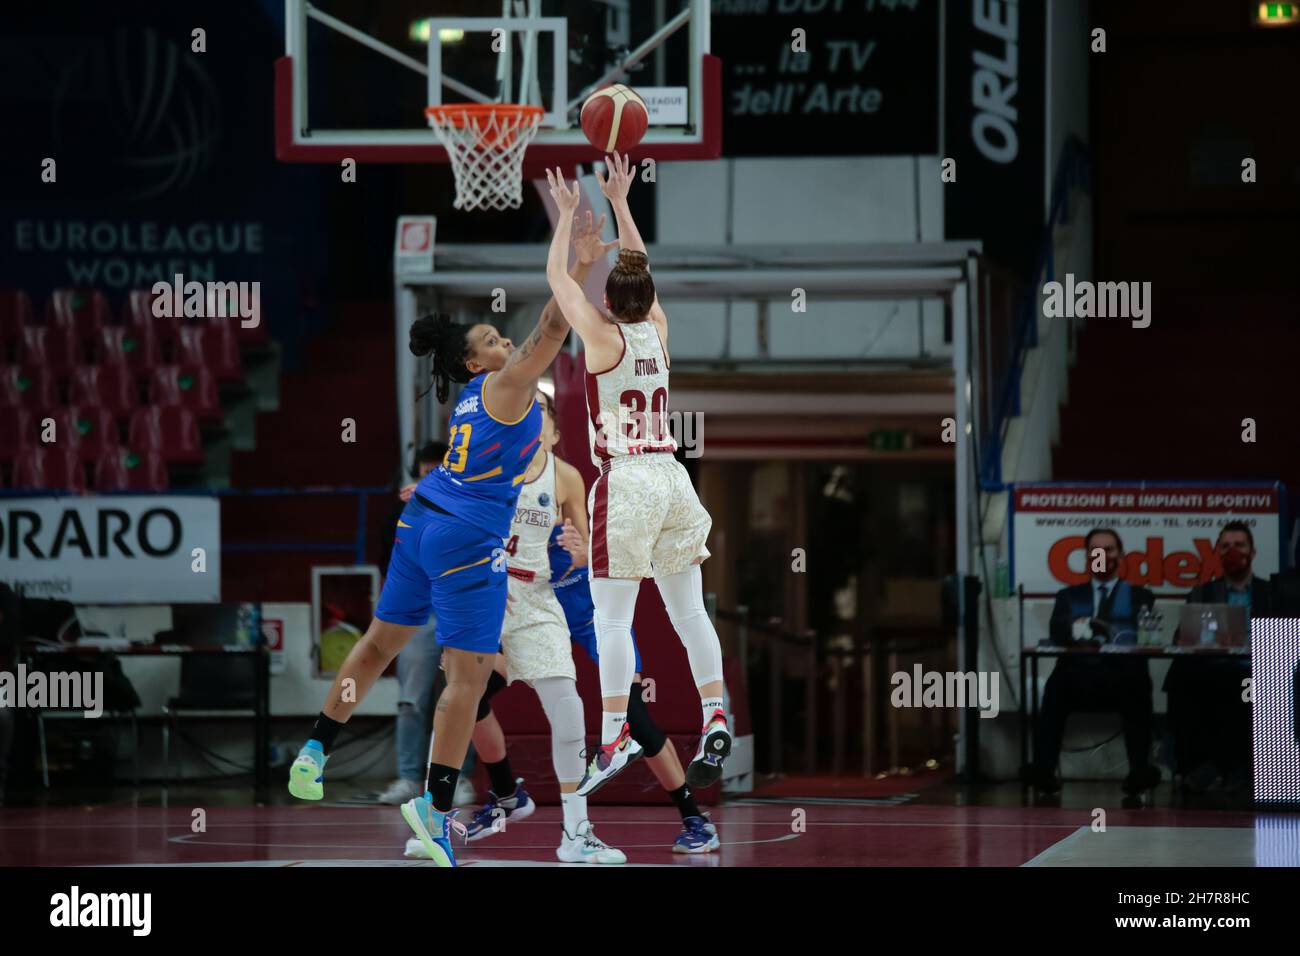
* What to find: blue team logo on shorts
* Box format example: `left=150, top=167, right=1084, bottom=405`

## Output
left=538, top=492, right=551, bottom=507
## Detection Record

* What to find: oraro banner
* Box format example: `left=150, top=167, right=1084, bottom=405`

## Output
left=1011, top=482, right=1284, bottom=596
left=0, top=495, right=220, bottom=602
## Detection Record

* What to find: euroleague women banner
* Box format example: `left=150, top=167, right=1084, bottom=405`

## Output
left=0, top=496, right=220, bottom=603
left=1010, top=482, right=1285, bottom=597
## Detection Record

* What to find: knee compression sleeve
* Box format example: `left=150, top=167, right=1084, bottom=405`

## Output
left=533, top=677, right=586, bottom=783
left=654, top=564, right=724, bottom=687
left=475, top=669, right=507, bottom=722
left=626, top=682, right=667, bottom=758
left=590, top=577, right=641, bottom=699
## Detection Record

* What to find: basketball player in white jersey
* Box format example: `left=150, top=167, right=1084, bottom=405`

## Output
left=544, top=154, right=731, bottom=795
left=489, top=390, right=625, bottom=863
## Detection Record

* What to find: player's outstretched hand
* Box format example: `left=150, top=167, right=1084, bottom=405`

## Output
left=572, top=210, right=618, bottom=265
left=595, top=151, right=635, bottom=204
left=546, top=167, right=582, bottom=214
left=399, top=483, right=416, bottom=502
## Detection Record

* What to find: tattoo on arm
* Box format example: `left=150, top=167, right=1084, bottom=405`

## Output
left=436, top=696, right=450, bottom=712
left=510, top=326, right=543, bottom=367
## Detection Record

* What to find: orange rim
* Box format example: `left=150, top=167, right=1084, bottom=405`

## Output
left=425, top=103, right=543, bottom=151
left=424, top=103, right=544, bottom=126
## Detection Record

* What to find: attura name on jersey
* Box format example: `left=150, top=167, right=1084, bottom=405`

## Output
left=634, top=357, right=660, bottom=376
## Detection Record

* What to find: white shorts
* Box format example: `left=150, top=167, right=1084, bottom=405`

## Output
left=587, top=455, right=711, bottom=580
left=499, top=573, right=576, bottom=685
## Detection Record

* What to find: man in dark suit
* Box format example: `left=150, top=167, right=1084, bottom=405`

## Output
left=1023, top=528, right=1160, bottom=798
left=1165, top=521, right=1266, bottom=792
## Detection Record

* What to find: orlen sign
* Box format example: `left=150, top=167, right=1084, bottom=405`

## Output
left=1012, top=483, right=1282, bottom=596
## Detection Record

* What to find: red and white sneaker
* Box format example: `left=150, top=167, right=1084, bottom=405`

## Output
left=686, top=710, right=731, bottom=788
left=576, top=722, right=636, bottom=797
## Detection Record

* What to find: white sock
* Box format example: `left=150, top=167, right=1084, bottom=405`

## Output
left=561, top=791, right=587, bottom=835
left=701, top=696, right=725, bottom=730
left=602, top=710, right=627, bottom=747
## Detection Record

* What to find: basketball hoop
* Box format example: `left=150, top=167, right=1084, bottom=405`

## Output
left=425, top=103, right=545, bottom=212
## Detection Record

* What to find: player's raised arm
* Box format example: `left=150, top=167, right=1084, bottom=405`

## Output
left=595, top=152, right=645, bottom=255
left=544, top=168, right=612, bottom=344
left=597, top=152, right=667, bottom=331
left=492, top=205, right=612, bottom=413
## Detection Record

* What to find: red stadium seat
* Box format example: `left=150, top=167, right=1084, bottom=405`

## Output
left=0, top=365, right=58, bottom=410
left=69, top=365, right=139, bottom=421
left=20, top=325, right=82, bottom=376
left=93, top=448, right=169, bottom=492
left=148, top=365, right=221, bottom=422
left=46, top=288, right=110, bottom=346
left=178, top=325, right=243, bottom=383
left=0, top=407, right=35, bottom=460
left=51, top=406, right=121, bottom=462
left=0, top=289, right=36, bottom=358
left=11, top=446, right=87, bottom=492
left=125, top=289, right=181, bottom=359
left=95, top=326, right=162, bottom=374
left=128, top=406, right=204, bottom=464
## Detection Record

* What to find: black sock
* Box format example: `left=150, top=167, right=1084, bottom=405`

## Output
left=668, top=783, right=701, bottom=821
left=428, top=763, right=459, bottom=813
left=486, top=757, right=516, bottom=799
left=311, top=713, right=345, bottom=755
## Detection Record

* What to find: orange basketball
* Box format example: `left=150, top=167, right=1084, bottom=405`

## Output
left=580, top=84, right=649, bottom=154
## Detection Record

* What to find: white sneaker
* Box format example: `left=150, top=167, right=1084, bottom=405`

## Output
left=575, top=723, right=636, bottom=797
left=556, top=821, right=626, bottom=865
left=405, top=836, right=430, bottom=859
left=377, top=778, right=423, bottom=805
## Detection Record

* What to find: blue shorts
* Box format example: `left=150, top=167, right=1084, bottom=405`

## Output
left=553, top=571, right=642, bottom=673
left=376, top=498, right=506, bottom=654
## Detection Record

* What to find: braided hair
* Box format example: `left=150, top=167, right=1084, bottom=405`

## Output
left=409, top=313, right=473, bottom=404
left=605, top=249, right=655, bottom=323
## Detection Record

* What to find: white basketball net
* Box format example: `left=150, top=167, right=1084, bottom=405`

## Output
left=426, top=105, right=543, bottom=212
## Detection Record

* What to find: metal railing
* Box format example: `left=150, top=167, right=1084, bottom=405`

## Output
left=979, top=137, right=1091, bottom=489
left=718, top=605, right=955, bottom=778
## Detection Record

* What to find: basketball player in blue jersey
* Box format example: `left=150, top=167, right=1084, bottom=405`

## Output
left=288, top=212, right=617, bottom=869
left=404, top=393, right=719, bottom=855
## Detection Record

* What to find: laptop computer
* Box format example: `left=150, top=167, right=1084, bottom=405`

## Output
left=1176, top=603, right=1250, bottom=647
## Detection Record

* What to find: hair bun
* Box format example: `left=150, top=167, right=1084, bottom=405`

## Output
left=409, top=312, right=453, bottom=358
left=615, top=249, right=649, bottom=274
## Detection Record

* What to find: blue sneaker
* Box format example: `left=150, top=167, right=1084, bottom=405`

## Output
left=464, top=781, right=536, bottom=842
left=673, top=814, right=720, bottom=854
left=287, top=740, right=328, bottom=801
left=401, top=794, right=461, bottom=867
